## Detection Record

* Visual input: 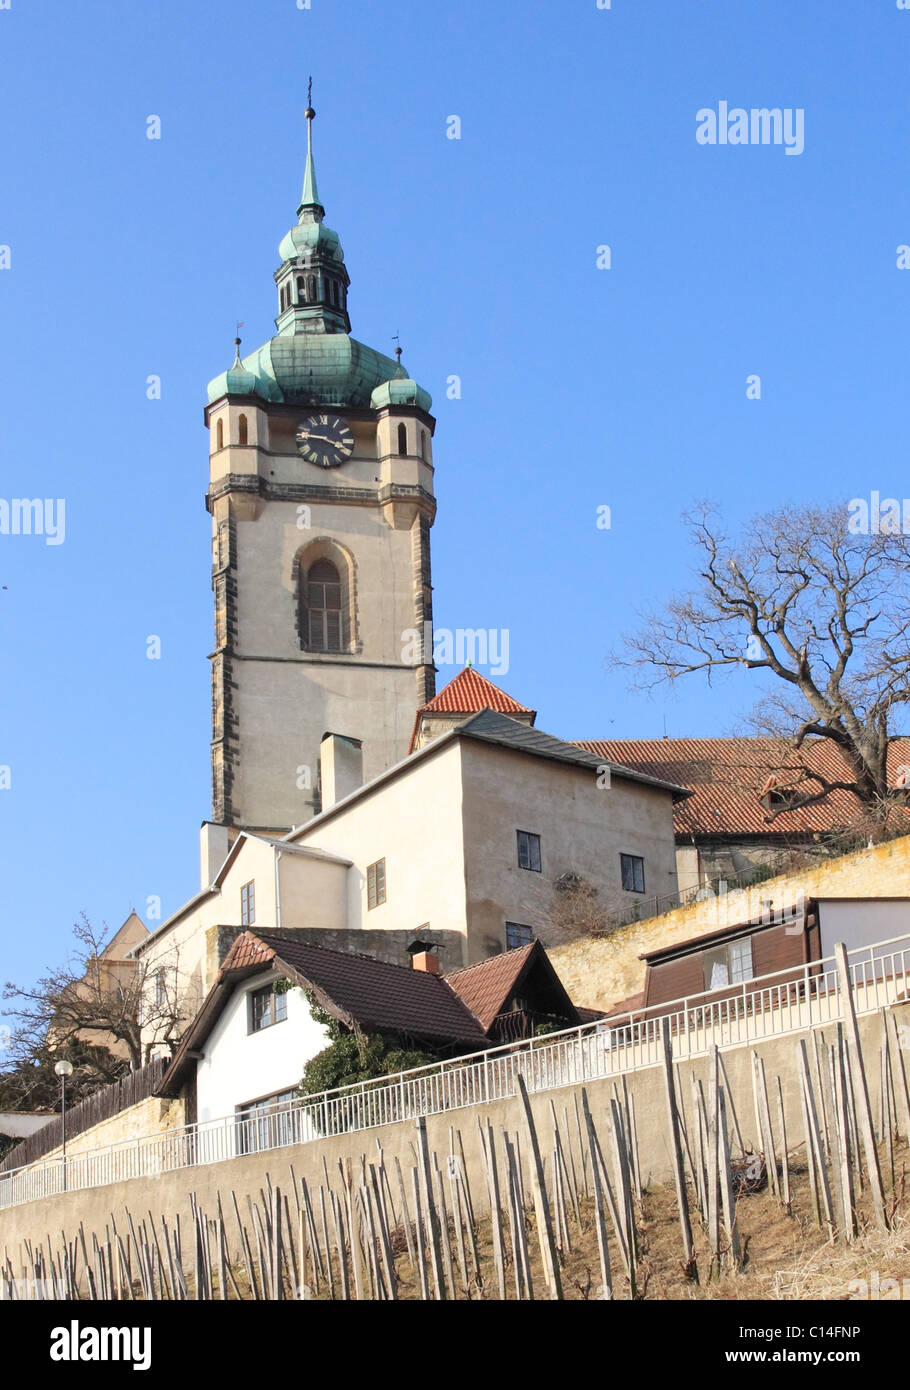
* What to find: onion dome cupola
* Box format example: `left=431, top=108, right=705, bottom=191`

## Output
left=224, top=338, right=259, bottom=395
left=274, top=102, right=351, bottom=337
left=372, top=347, right=433, bottom=413
left=206, top=92, right=432, bottom=412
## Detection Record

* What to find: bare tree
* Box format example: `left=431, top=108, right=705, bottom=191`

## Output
left=2, top=916, right=197, bottom=1089
left=617, top=500, right=910, bottom=821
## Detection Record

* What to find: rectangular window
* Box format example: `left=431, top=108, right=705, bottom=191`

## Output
left=240, top=880, right=255, bottom=926
left=620, top=853, right=645, bottom=894
left=154, top=969, right=167, bottom=1009
left=367, top=858, right=387, bottom=910
left=249, top=983, right=287, bottom=1033
left=506, top=922, right=534, bottom=950
left=728, top=936, right=754, bottom=984
left=703, top=937, right=754, bottom=991
left=237, top=1089, right=298, bottom=1155
left=517, top=831, right=542, bottom=873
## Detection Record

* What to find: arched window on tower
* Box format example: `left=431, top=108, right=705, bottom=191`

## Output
left=238, top=414, right=248, bottom=446
left=397, top=423, right=408, bottom=456
left=216, top=419, right=224, bottom=450
left=303, top=559, right=344, bottom=653
left=296, top=276, right=305, bottom=303
left=308, top=275, right=317, bottom=302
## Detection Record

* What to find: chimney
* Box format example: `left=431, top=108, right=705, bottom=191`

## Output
left=199, top=821, right=231, bottom=887
left=320, top=733, right=364, bottom=810
left=411, top=951, right=440, bottom=975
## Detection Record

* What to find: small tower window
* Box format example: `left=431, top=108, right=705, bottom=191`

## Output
left=305, top=559, right=343, bottom=652
left=308, top=275, right=316, bottom=302
left=397, top=423, right=407, bottom=456
left=216, top=419, right=224, bottom=450
left=296, top=275, right=305, bottom=303
left=238, top=414, right=248, bottom=446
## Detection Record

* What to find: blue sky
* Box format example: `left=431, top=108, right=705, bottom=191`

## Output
left=1, top=0, right=909, bottom=988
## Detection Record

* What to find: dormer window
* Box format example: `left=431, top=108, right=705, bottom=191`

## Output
left=761, top=787, right=801, bottom=812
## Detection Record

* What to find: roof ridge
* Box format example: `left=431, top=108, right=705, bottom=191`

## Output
left=246, top=928, right=445, bottom=979
left=444, top=941, right=535, bottom=980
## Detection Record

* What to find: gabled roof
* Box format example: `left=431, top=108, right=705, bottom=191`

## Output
left=445, top=940, right=579, bottom=1033
left=575, top=736, right=910, bottom=839
left=458, top=711, right=691, bottom=800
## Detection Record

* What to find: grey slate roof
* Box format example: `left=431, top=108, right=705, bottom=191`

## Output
left=456, top=710, right=692, bottom=800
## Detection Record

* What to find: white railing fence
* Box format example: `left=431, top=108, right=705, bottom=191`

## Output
left=2, top=932, right=909, bottom=1212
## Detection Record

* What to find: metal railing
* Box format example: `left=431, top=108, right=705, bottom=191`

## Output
left=2, top=932, right=909, bottom=1212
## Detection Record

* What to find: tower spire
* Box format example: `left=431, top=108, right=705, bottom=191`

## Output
left=299, top=79, right=323, bottom=217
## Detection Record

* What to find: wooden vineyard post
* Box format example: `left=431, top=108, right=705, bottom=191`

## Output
left=834, top=943, right=889, bottom=1231
left=660, top=1017, right=697, bottom=1280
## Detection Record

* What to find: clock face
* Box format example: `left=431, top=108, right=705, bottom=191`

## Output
left=296, top=414, right=354, bottom=469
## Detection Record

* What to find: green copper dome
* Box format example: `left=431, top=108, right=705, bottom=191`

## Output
left=371, top=376, right=433, bottom=413
left=208, top=335, right=415, bottom=408
left=277, top=220, right=343, bottom=265
left=206, top=103, right=431, bottom=413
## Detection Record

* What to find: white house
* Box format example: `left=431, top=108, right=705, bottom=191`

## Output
left=159, top=928, right=590, bottom=1149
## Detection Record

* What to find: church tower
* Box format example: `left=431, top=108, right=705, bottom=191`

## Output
left=204, top=102, right=436, bottom=837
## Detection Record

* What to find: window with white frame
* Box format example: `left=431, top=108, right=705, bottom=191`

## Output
left=241, top=879, right=255, bottom=926
left=237, top=1089, right=298, bottom=1154
left=703, top=936, right=754, bottom=991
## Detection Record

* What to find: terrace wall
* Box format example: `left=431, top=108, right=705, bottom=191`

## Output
left=547, top=834, right=910, bottom=1012
left=1, top=1000, right=906, bottom=1267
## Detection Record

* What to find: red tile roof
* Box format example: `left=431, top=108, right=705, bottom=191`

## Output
left=445, top=942, right=538, bottom=1031
left=574, top=736, right=910, bottom=839
left=418, top=668, right=536, bottom=717
left=445, top=940, right=581, bottom=1034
